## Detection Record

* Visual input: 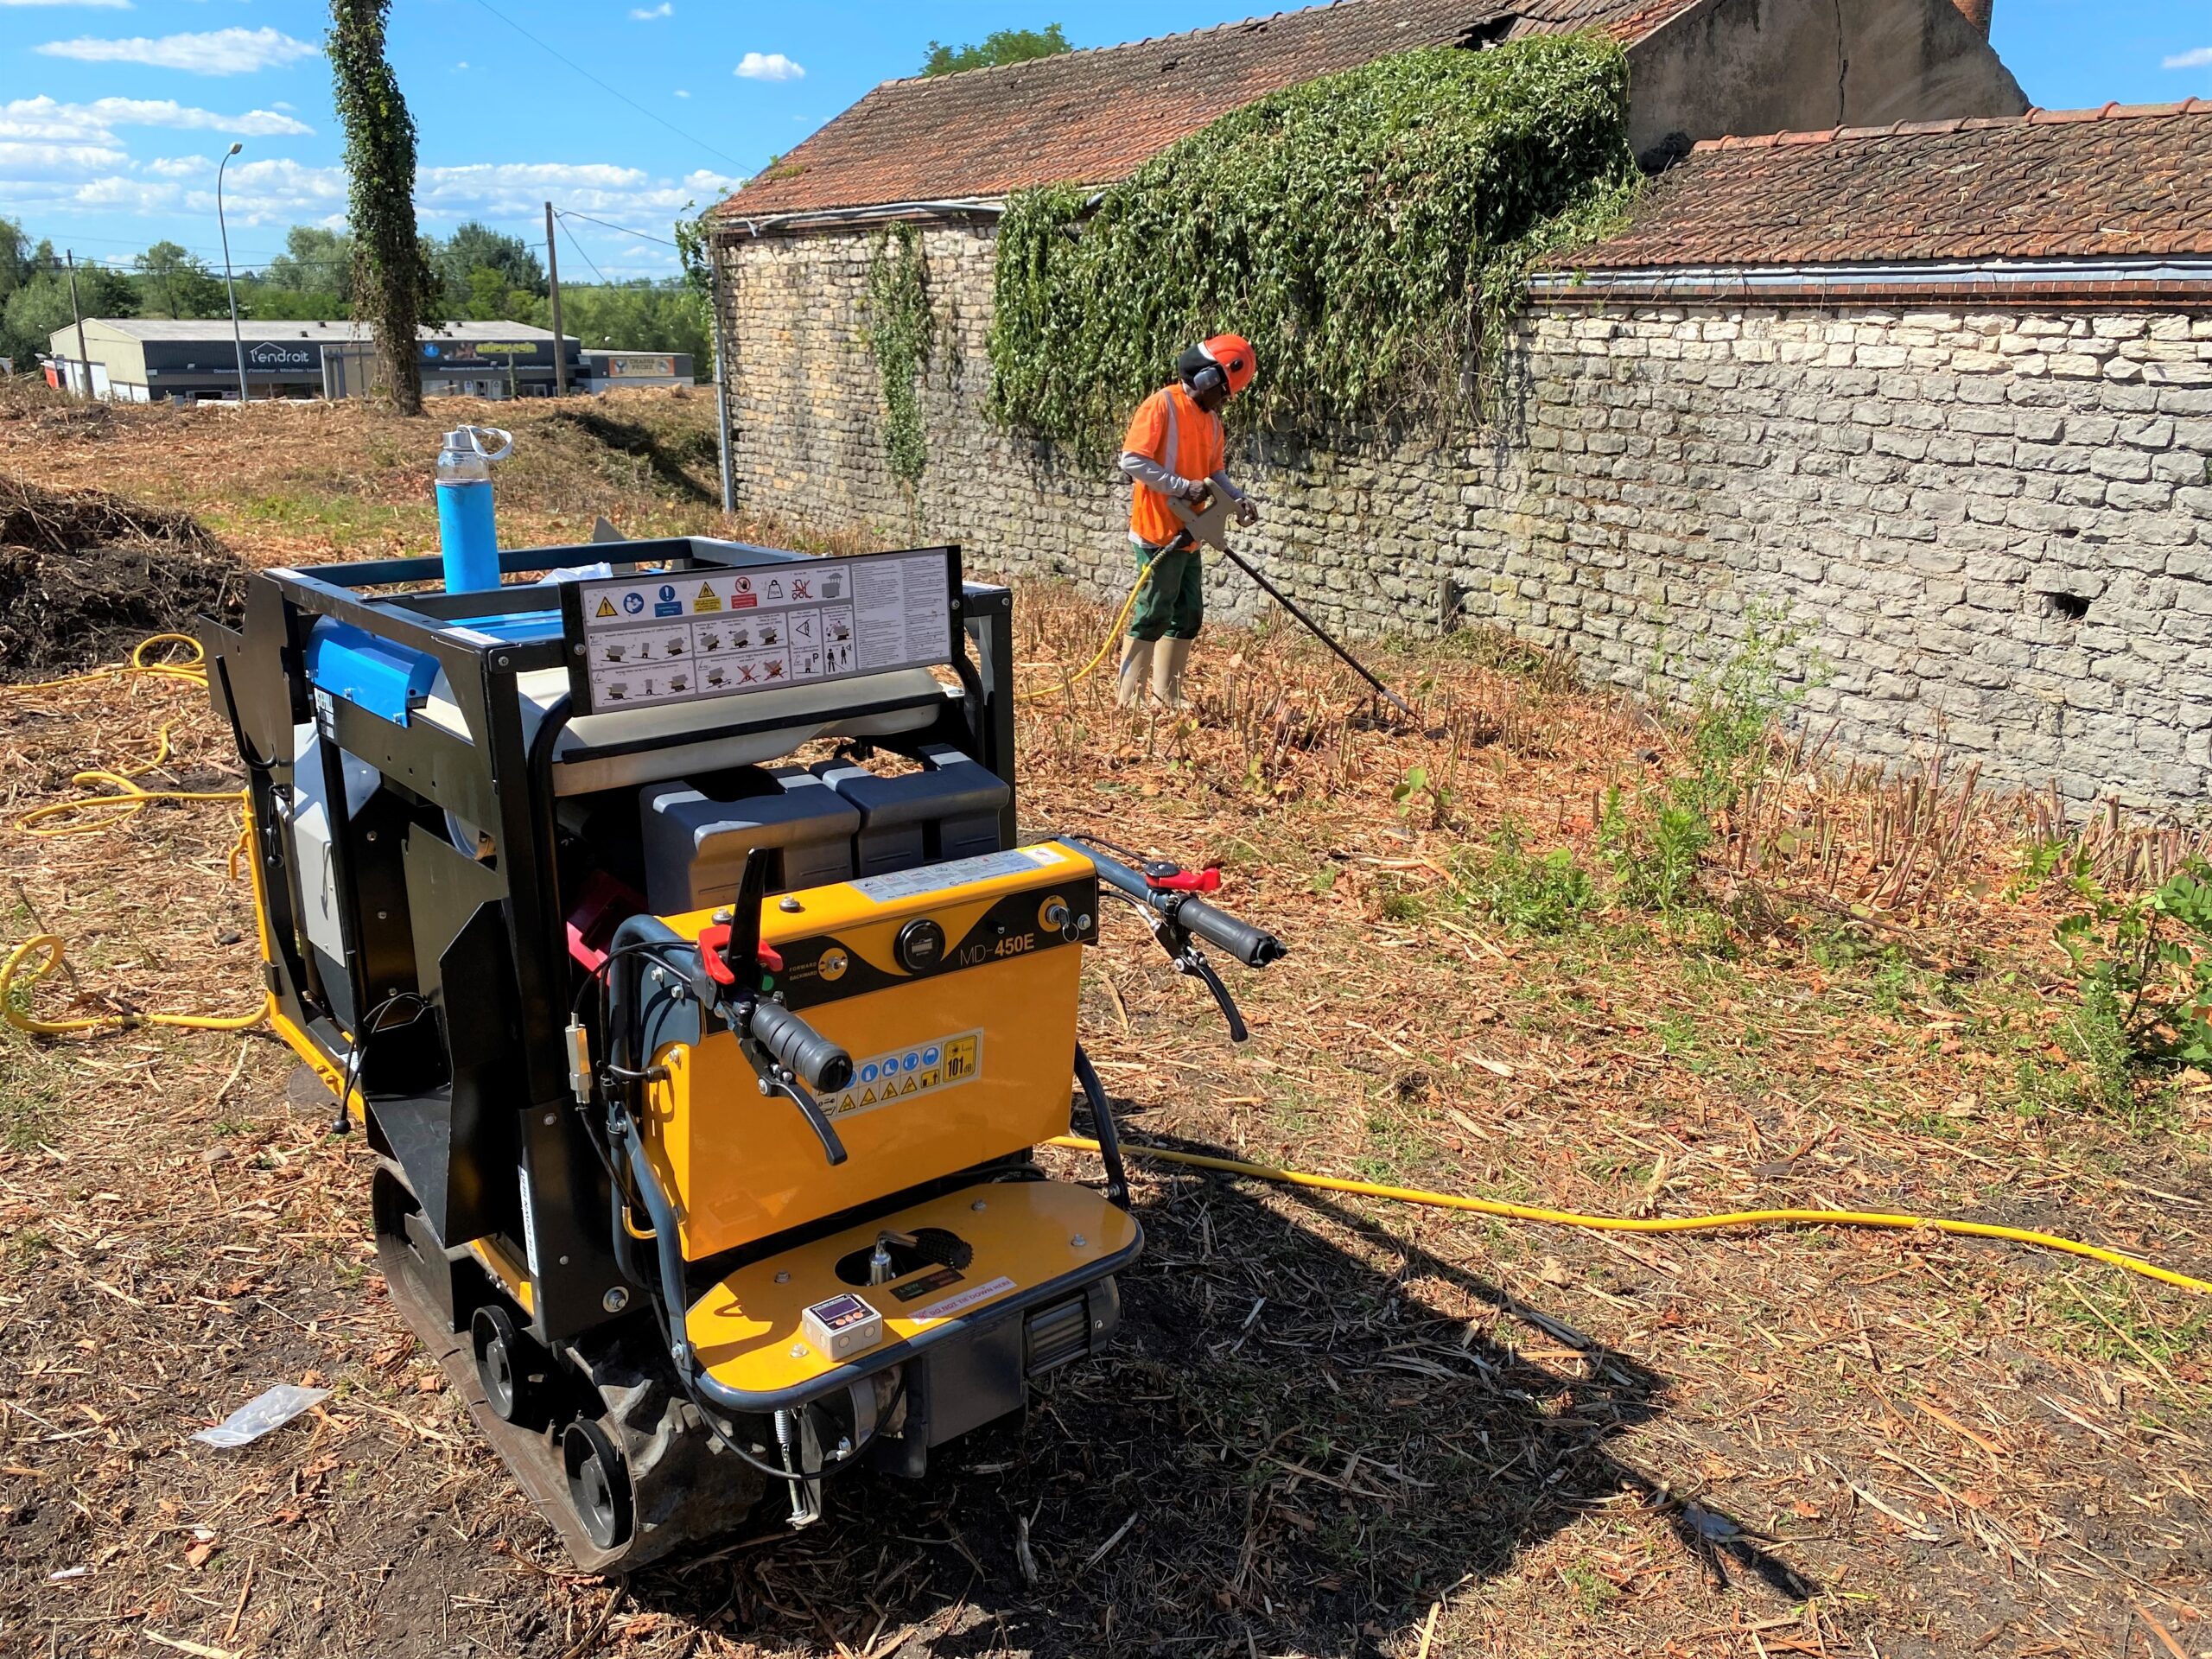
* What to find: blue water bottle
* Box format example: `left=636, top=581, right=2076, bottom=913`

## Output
left=435, top=424, right=512, bottom=593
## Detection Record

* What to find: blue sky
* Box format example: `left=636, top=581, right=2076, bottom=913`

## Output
left=3, top=0, right=2209, bottom=283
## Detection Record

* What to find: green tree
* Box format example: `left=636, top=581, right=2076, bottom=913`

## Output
left=3, top=258, right=137, bottom=373
left=0, top=218, right=29, bottom=310
left=556, top=281, right=709, bottom=363
left=260, top=225, right=355, bottom=302
left=435, top=221, right=544, bottom=312
left=921, top=22, right=1068, bottom=76
left=328, top=0, right=434, bottom=414
left=132, top=240, right=226, bottom=319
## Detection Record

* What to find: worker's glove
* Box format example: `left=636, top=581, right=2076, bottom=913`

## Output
left=1170, top=476, right=1209, bottom=501
left=1233, top=496, right=1261, bottom=528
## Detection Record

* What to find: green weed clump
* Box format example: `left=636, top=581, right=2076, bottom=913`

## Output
left=1448, top=820, right=1594, bottom=935
left=2051, top=858, right=2212, bottom=1123
left=1600, top=607, right=1808, bottom=920
left=987, top=35, right=1640, bottom=455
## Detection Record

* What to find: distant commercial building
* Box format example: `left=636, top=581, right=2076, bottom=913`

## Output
left=46, top=319, right=585, bottom=403
left=579, top=349, right=696, bottom=392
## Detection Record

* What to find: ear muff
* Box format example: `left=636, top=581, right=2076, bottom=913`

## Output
left=1187, top=363, right=1227, bottom=397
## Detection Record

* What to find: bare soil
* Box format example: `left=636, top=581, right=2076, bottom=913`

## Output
left=2, top=386, right=2208, bottom=1659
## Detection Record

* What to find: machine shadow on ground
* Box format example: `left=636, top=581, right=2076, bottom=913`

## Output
left=607, top=1107, right=1816, bottom=1658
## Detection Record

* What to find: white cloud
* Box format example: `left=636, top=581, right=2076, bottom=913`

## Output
left=36, top=26, right=318, bottom=75
left=0, top=96, right=311, bottom=137
left=629, top=3, right=672, bottom=16
left=734, top=51, right=803, bottom=81
left=2164, top=46, right=2212, bottom=69
left=0, top=139, right=130, bottom=174
left=673, top=88, right=690, bottom=98
left=0, top=153, right=740, bottom=231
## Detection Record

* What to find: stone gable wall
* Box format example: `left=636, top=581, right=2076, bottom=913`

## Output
left=715, top=225, right=2212, bottom=807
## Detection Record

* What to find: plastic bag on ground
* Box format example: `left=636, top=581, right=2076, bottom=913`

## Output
left=191, top=1383, right=331, bottom=1447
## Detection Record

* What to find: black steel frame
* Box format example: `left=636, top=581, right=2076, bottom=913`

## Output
left=203, top=535, right=1017, bottom=1344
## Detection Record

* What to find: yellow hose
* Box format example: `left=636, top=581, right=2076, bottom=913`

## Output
left=1014, top=562, right=1154, bottom=702
left=3, top=634, right=265, bottom=1037
left=1, top=933, right=270, bottom=1035
left=1049, top=1136, right=2212, bottom=1298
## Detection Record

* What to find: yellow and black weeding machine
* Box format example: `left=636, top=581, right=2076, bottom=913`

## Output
left=202, top=531, right=1285, bottom=1567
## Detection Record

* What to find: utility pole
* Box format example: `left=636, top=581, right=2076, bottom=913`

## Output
left=709, top=252, right=734, bottom=514
left=64, top=251, right=91, bottom=401
left=544, top=200, right=568, bottom=397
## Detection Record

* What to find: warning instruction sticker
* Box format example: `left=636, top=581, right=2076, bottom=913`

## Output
left=818, top=1029, right=981, bottom=1122
left=567, top=546, right=957, bottom=715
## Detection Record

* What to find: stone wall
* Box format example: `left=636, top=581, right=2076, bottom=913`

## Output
left=715, top=224, right=2212, bottom=808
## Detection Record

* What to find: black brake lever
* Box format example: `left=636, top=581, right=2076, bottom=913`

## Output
left=750, top=1058, right=849, bottom=1166
left=1174, top=944, right=1249, bottom=1044
left=1141, top=911, right=1249, bottom=1044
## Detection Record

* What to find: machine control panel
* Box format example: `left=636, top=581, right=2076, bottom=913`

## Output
left=560, top=545, right=962, bottom=715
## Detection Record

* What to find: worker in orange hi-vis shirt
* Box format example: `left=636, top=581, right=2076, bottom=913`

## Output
left=1113, top=334, right=1260, bottom=709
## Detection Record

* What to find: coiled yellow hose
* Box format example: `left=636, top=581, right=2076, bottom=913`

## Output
left=3, top=634, right=265, bottom=1036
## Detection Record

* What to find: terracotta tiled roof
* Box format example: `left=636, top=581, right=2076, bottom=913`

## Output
left=716, top=0, right=1702, bottom=222
left=1550, top=101, right=2212, bottom=270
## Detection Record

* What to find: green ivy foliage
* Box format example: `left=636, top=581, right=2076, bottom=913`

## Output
left=863, top=224, right=932, bottom=486
left=327, top=0, right=434, bottom=416
left=987, top=35, right=1639, bottom=456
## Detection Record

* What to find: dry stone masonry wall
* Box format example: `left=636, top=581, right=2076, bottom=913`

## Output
left=717, top=226, right=2212, bottom=809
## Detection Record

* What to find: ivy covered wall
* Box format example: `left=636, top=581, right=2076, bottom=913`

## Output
left=713, top=221, right=2212, bottom=808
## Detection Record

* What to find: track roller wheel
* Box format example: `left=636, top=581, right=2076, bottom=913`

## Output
left=470, top=1304, right=543, bottom=1426
left=563, top=1419, right=633, bottom=1551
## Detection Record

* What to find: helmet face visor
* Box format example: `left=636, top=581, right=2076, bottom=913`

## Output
left=1202, top=333, right=1256, bottom=395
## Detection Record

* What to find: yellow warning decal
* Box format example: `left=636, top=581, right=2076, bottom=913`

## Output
left=821, top=1030, right=982, bottom=1122
left=594, top=597, right=619, bottom=618
left=694, top=582, right=721, bottom=613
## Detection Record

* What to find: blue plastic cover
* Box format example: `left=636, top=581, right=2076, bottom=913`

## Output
left=307, top=619, right=439, bottom=726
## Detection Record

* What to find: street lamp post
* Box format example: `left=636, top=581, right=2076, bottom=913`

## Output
left=216, top=142, right=249, bottom=404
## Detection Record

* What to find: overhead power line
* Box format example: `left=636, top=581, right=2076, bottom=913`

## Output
left=556, top=209, right=680, bottom=250
left=464, top=0, right=749, bottom=172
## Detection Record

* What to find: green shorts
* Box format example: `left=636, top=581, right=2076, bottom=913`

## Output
left=1128, top=541, right=1203, bottom=642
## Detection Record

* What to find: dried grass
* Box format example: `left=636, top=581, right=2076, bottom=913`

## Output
left=1, top=393, right=2208, bottom=1658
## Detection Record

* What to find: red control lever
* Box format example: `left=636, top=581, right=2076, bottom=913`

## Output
left=1142, top=861, right=1223, bottom=894
left=697, top=923, right=783, bottom=987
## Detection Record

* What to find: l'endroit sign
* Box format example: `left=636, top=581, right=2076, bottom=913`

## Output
left=247, top=341, right=316, bottom=369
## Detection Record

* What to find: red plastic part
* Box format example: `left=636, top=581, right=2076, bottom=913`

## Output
left=1144, top=864, right=1223, bottom=894
left=565, top=869, right=645, bottom=972
left=696, top=924, right=784, bottom=987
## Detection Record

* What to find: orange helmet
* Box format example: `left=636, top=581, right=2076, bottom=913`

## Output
left=1199, top=334, right=1256, bottom=396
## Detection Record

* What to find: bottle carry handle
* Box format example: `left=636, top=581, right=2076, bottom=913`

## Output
left=449, top=424, right=513, bottom=463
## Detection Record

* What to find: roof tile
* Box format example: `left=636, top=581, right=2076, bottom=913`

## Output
left=715, top=0, right=1702, bottom=220
left=1554, top=103, right=2212, bottom=269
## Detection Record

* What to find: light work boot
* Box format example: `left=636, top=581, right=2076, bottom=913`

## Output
left=1153, top=638, right=1192, bottom=709
left=1116, top=637, right=1155, bottom=709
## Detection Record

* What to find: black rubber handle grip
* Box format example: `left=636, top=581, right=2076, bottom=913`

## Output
left=747, top=1000, right=854, bottom=1094
left=1168, top=894, right=1287, bottom=969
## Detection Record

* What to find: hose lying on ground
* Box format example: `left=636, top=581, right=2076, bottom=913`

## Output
left=2, top=633, right=265, bottom=1036
left=1048, top=1135, right=2212, bottom=1298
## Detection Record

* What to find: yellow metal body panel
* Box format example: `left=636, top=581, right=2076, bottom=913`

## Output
left=641, top=843, right=1096, bottom=1260
left=687, top=1178, right=1136, bottom=1395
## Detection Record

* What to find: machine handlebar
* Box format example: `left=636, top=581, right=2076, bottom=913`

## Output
left=747, top=999, right=855, bottom=1095
left=1168, top=893, right=1287, bottom=969
left=1075, top=843, right=1287, bottom=969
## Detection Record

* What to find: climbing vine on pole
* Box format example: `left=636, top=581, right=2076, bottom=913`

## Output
left=327, top=0, right=433, bottom=416
left=988, top=35, right=1641, bottom=459
left=862, top=225, right=932, bottom=486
